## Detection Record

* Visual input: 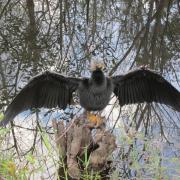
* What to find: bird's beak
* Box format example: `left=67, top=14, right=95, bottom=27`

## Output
left=96, top=63, right=105, bottom=70
left=90, top=59, right=105, bottom=71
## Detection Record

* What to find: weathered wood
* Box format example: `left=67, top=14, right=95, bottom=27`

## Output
left=53, top=114, right=117, bottom=179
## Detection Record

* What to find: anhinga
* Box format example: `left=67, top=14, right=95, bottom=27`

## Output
left=0, top=60, right=180, bottom=126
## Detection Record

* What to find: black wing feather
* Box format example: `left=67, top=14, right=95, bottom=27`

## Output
left=0, top=71, right=81, bottom=126
left=112, top=68, right=180, bottom=111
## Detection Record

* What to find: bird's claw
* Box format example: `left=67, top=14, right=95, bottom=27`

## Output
left=86, top=112, right=105, bottom=128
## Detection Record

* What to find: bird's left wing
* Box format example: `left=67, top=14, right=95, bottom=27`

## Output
left=0, top=71, right=82, bottom=126
left=112, top=68, right=180, bottom=111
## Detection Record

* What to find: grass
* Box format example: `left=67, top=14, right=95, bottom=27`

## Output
left=0, top=113, right=180, bottom=179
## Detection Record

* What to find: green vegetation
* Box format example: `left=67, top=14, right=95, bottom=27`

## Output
left=0, top=125, right=180, bottom=179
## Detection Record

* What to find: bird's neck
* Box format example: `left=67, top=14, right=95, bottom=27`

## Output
left=91, top=69, right=105, bottom=85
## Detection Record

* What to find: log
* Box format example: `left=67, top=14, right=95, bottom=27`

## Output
left=52, top=114, right=117, bottom=179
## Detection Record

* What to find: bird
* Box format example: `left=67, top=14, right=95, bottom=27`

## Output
left=0, top=60, right=180, bottom=127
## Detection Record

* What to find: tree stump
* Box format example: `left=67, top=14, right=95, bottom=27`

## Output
left=52, top=114, right=117, bottom=179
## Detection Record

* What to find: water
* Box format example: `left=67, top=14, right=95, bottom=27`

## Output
left=0, top=0, right=179, bottom=179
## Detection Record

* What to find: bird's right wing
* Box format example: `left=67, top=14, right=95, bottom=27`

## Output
left=0, top=71, right=82, bottom=126
left=112, top=68, right=180, bottom=111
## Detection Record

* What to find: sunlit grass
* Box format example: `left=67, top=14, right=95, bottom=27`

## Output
left=0, top=115, right=180, bottom=179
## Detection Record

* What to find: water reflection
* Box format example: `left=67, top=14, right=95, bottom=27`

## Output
left=0, top=0, right=179, bottom=179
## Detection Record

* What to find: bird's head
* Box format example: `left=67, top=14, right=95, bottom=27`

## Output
left=90, top=58, right=105, bottom=71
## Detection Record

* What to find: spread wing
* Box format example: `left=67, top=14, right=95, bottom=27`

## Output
left=112, top=68, right=180, bottom=111
left=0, top=71, right=82, bottom=126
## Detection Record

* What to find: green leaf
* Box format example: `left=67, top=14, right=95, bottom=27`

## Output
left=26, top=154, right=36, bottom=164
left=0, top=113, right=4, bottom=121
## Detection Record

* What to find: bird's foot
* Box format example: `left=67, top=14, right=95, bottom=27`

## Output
left=86, top=112, right=105, bottom=128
